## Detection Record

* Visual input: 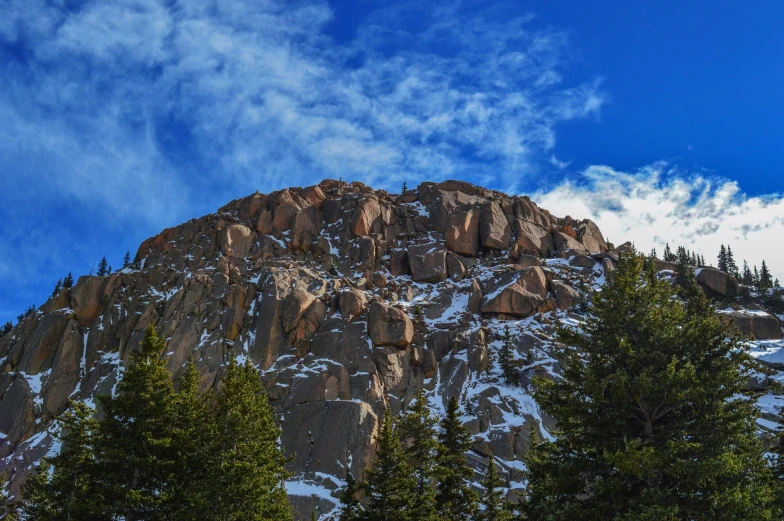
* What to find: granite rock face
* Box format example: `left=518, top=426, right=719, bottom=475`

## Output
left=7, top=178, right=774, bottom=519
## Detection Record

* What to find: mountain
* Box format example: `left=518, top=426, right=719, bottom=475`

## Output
left=1, top=179, right=782, bottom=518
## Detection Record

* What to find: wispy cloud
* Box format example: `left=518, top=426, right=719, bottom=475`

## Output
left=0, top=0, right=605, bottom=322
left=534, top=163, right=784, bottom=282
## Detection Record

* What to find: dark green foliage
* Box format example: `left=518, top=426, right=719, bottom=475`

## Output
left=0, top=322, right=12, bottom=337
left=0, top=473, right=18, bottom=521
left=435, top=396, right=477, bottom=520
left=97, top=257, right=109, bottom=277
left=123, top=252, right=131, bottom=267
left=760, top=260, right=773, bottom=293
left=662, top=243, right=675, bottom=262
left=51, top=279, right=62, bottom=299
left=525, top=251, right=776, bottom=521
left=96, top=323, right=177, bottom=521
left=17, top=306, right=35, bottom=323
left=204, top=357, right=292, bottom=521
left=337, top=470, right=361, bottom=521
left=22, top=402, right=108, bottom=520
left=168, top=358, right=211, bottom=521
left=362, top=409, right=416, bottom=521
left=499, top=326, right=517, bottom=385
left=477, top=453, right=510, bottom=521
left=62, top=273, right=74, bottom=289
left=397, top=393, right=438, bottom=520
left=718, top=244, right=728, bottom=272
left=401, top=182, right=408, bottom=194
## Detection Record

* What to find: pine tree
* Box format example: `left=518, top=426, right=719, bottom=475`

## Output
left=397, top=392, right=438, bottom=520
left=435, top=395, right=477, bottom=520
left=22, top=401, right=108, bottom=520
left=123, top=251, right=131, bottom=267
left=204, top=357, right=292, bottom=521
left=663, top=243, right=675, bottom=262
left=362, top=408, right=416, bottom=521
left=726, top=245, right=738, bottom=277
left=337, top=470, right=361, bottom=521
left=96, top=324, right=177, bottom=521
left=51, top=279, right=62, bottom=298
left=524, top=251, right=776, bottom=521
left=97, top=257, right=109, bottom=277
left=401, top=181, right=408, bottom=194
left=0, top=472, right=18, bottom=521
left=1, top=321, right=13, bottom=337
left=499, top=326, right=517, bottom=385
left=760, top=260, right=773, bottom=293
left=62, top=272, right=74, bottom=289
left=718, top=244, right=728, bottom=272
left=168, top=358, right=211, bottom=521
left=477, top=453, right=510, bottom=521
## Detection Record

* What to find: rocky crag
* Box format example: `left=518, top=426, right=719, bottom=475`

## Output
left=1, top=179, right=782, bottom=518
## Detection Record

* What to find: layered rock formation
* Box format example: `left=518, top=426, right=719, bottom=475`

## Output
left=0, top=179, right=781, bottom=519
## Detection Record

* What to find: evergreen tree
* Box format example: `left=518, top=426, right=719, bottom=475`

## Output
left=337, top=470, right=361, bottom=521
left=477, top=453, right=510, bottom=521
left=662, top=244, right=675, bottom=262
left=362, top=408, right=415, bottom=521
left=204, top=357, right=292, bottom=521
left=0, top=473, right=18, bottom=521
left=397, top=393, right=438, bottom=520
left=499, top=326, right=517, bottom=385
left=51, top=279, right=62, bottom=299
left=168, top=358, right=211, bottom=521
left=524, top=251, right=776, bottom=521
left=123, top=252, right=131, bottom=267
left=742, top=261, right=753, bottom=286
left=22, top=401, right=108, bottom=520
left=718, top=244, right=728, bottom=272
left=96, top=324, right=177, bottom=521
left=760, top=260, right=773, bottom=293
left=435, top=396, right=477, bottom=520
left=726, top=245, right=738, bottom=277
left=97, top=257, right=109, bottom=277
left=0, top=322, right=12, bottom=337
left=753, top=266, right=761, bottom=291
left=62, top=272, right=74, bottom=289
left=401, top=182, right=408, bottom=194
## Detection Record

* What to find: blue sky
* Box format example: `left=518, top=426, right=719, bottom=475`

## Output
left=1, top=0, right=783, bottom=324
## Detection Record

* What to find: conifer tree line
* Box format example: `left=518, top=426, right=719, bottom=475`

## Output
left=660, top=243, right=706, bottom=267
left=8, top=324, right=292, bottom=521
left=337, top=393, right=512, bottom=521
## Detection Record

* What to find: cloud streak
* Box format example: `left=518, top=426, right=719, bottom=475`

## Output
left=535, top=163, right=784, bottom=282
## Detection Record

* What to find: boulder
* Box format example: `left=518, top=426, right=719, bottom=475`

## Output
left=41, top=320, right=83, bottom=417
left=219, top=224, right=253, bottom=258
left=602, top=258, right=616, bottom=282
left=550, top=280, right=581, bottom=310
left=408, top=243, right=448, bottom=283
left=368, top=302, right=414, bottom=347
left=576, top=220, right=607, bottom=252
left=389, top=249, right=410, bottom=276
left=339, top=288, right=368, bottom=321
left=480, top=201, right=512, bottom=250
left=445, top=208, right=480, bottom=256
left=570, top=255, right=596, bottom=268
left=72, top=276, right=106, bottom=326
left=281, top=401, right=379, bottom=480
left=481, top=267, right=547, bottom=317
left=282, top=290, right=317, bottom=333
left=552, top=231, right=587, bottom=255
left=446, top=252, right=466, bottom=281
left=18, top=313, right=68, bottom=374
left=724, top=311, right=783, bottom=340
left=351, top=198, right=382, bottom=237
left=696, top=268, right=739, bottom=297
left=512, top=220, right=554, bottom=257
left=516, top=254, right=542, bottom=268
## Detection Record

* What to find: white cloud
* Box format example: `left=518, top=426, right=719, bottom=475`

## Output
left=534, top=163, right=784, bottom=282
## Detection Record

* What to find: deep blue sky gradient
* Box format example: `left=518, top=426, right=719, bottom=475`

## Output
left=1, top=0, right=782, bottom=324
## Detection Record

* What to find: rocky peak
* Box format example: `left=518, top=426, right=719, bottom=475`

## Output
left=1, top=178, right=780, bottom=519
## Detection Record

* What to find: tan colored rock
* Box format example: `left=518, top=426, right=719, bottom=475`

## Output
left=351, top=198, right=382, bottom=237
left=219, top=224, right=253, bottom=258
left=570, top=255, right=596, bottom=268
left=552, top=231, right=587, bottom=255
left=72, top=276, right=107, bottom=327
left=18, top=313, right=68, bottom=374
left=480, top=201, right=512, bottom=250
left=41, top=320, right=83, bottom=417
left=368, top=301, right=413, bottom=347
left=516, top=254, right=542, bottom=268
left=272, top=190, right=303, bottom=232
left=374, top=345, right=408, bottom=392
left=723, top=310, right=783, bottom=340
left=577, top=220, right=607, bottom=252
left=281, top=401, right=379, bottom=481
left=468, top=278, right=483, bottom=315
left=408, top=242, right=448, bottom=283
left=445, top=208, right=480, bottom=256
left=602, top=258, right=616, bottom=283
left=696, top=268, right=739, bottom=297
left=283, top=290, right=316, bottom=333
left=339, top=288, right=368, bottom=321
left=550, top=280, right=580, bottom=310
left=481, top=267, right=547, bottom=317
left=447, top=252, right=466, bottom=281
left=255, top=210, right=274, bottom=234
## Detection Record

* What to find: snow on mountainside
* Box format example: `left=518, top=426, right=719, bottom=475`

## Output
left=0, top=179, right=782, bottom=519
